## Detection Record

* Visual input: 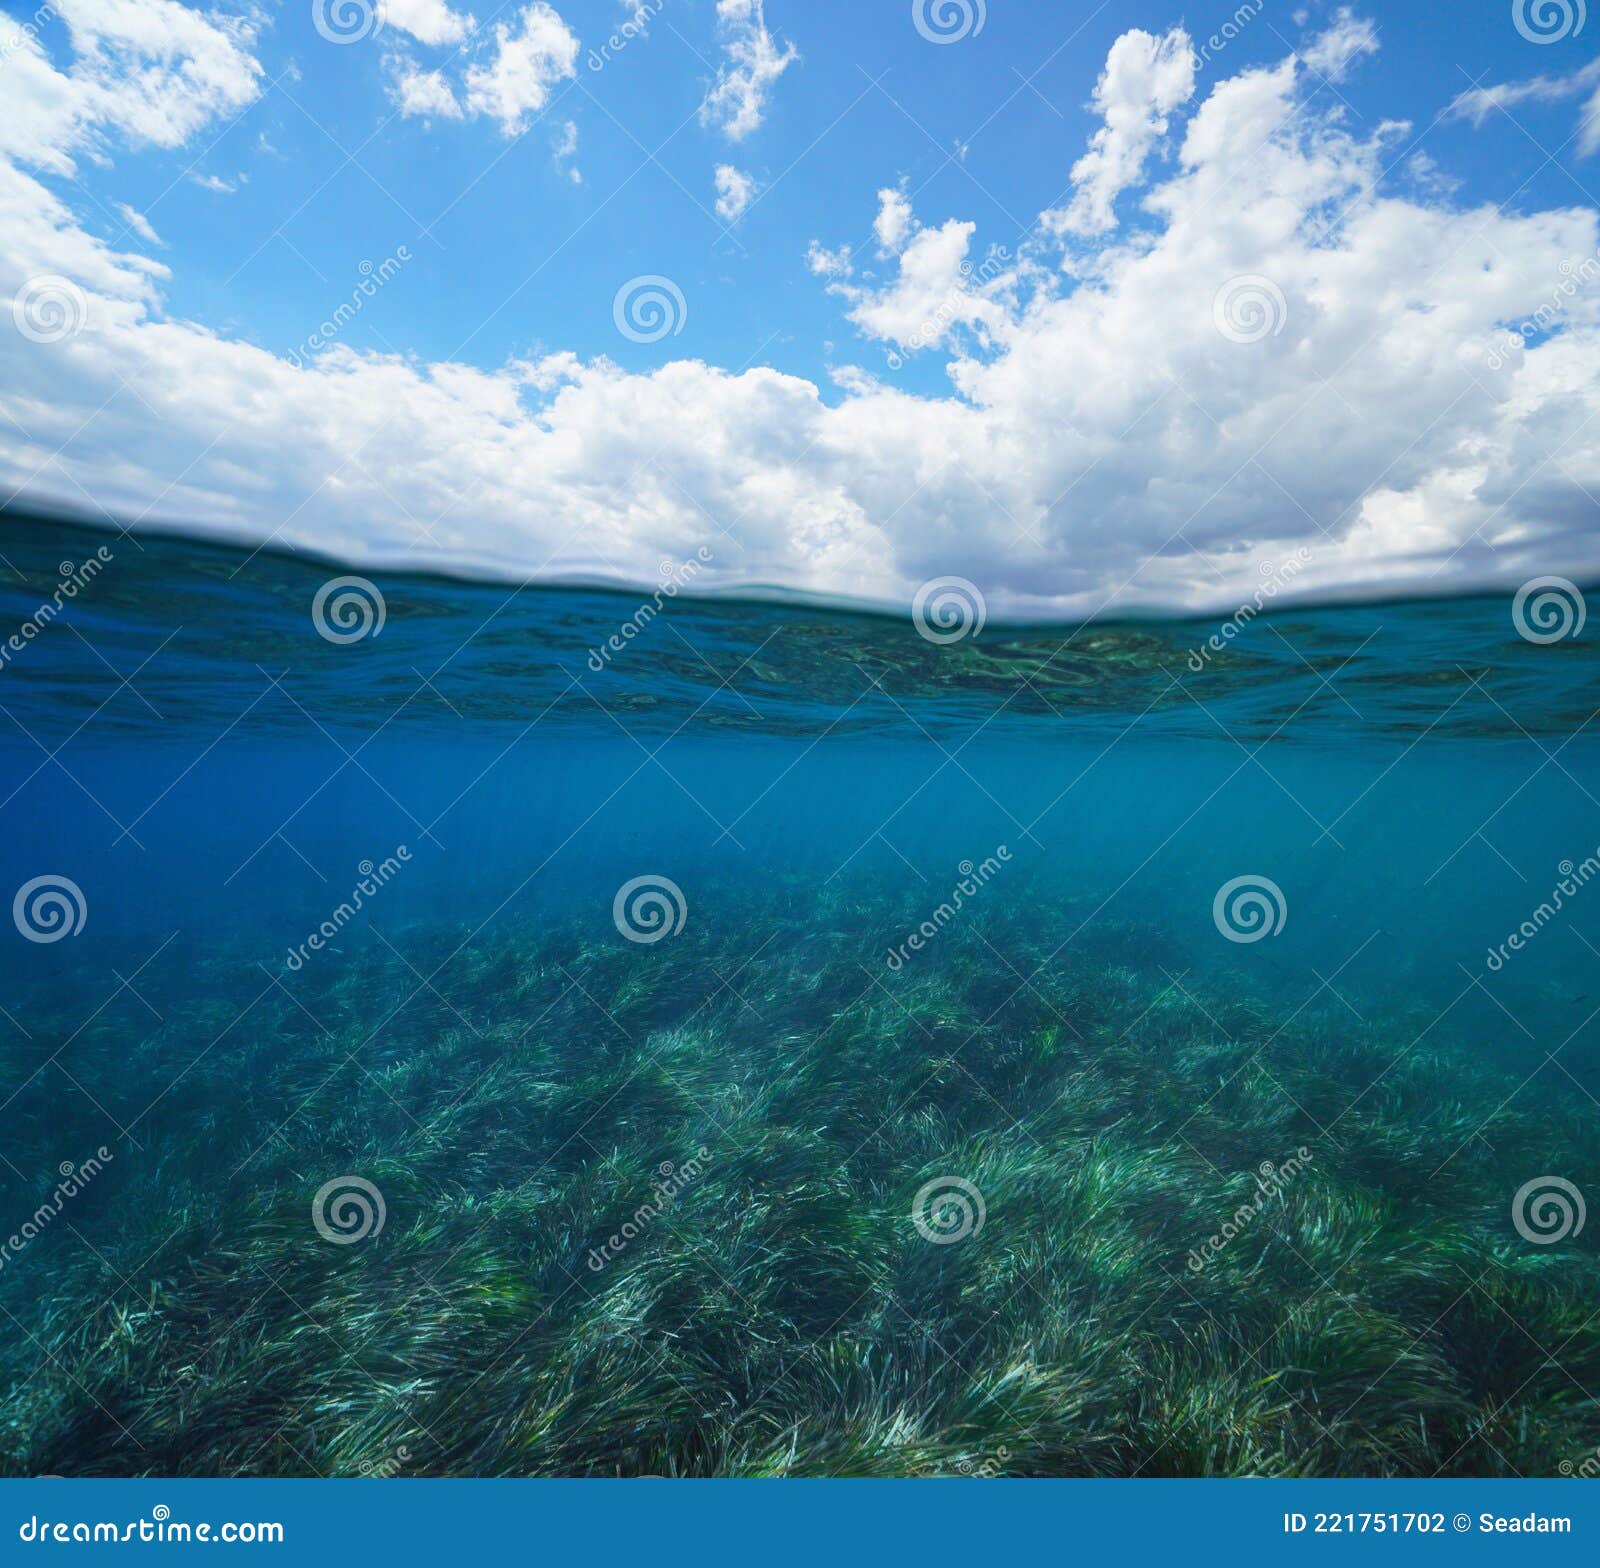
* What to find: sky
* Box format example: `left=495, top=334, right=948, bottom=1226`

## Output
left=1, top=0, right=1599, bottom=617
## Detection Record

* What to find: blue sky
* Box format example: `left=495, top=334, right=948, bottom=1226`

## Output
left=2, top=0, right=1600, bottom=614
left=57, top=0, right=1599, bottom=388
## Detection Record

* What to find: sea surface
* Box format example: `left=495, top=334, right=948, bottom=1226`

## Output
left=0, top=506, right=1596, bottom=1478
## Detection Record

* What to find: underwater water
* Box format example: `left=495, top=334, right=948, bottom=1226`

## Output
left=0, top=505, right=1597, bottom=1478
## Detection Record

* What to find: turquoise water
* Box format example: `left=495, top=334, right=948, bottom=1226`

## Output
left=1, top=506, right=1597, bottom=1477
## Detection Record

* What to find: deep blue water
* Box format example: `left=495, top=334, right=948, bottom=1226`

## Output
left=2, top=510, right=1595, bottom=1047
left=2, top=506, right=1598, bottom=1477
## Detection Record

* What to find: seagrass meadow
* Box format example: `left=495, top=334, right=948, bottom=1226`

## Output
left=1, top=508, right=1597, bottom=1478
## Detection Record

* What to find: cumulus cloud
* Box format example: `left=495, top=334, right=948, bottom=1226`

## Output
left=873, top=186, right=915, bottom=252
left=382, top=0, right=476, bottom=48
left=700, top=0, right=797, bottom=143
left=388, top=1, right=578, bottom=136
left=6, top=12, right=1600, bottom=621
left=463, top=2, right=580, bottom=134
left=823, top=190, right=1013, bottom=358
left=1050, top=27, right=1195, bottom=237
left=0, top=0, right=261, bottom=177
left=389, top=62, right=464, bottom=120
left=805, top=240, right=853, bottom=279
left=714, top=164, right=759, bottom=223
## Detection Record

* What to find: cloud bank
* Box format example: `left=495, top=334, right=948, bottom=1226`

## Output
left=3, top=5, right=1600, bottom=621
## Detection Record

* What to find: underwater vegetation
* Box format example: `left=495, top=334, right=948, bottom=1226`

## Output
left=2, top=509, right=1598, bottom=1480
left=1, top=877, right=1596, bottom=1479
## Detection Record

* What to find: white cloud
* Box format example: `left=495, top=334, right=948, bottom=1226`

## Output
left=1299, top=8, right=1378, bottom=82
left=0, top=36, right=91, bottom=178
left=714, top=163, right=759, bottom=223
left=0, top=156, right=167, bottom=318
left=873, top=186, right=915, bottom=251
left=700, top=0, right=797, bottom=143
left=1405, top=150, right=1458, bottom=200
left=389, top=2, right=579, bottom=136
left=390, top=62, right=465, bottom=120
left=0, top=0, right=261, bottom=177
left=62, top=0, right=262, bottom=148
left=7, top=17, right=1600, bottom=621
left=1051, top=28, right=1195, bottom=237
left=554, top=118, right=581, bottom=182
left=113, top=202, right=162, bottom=246
left=805, top=240, right=852, bottom=279
left=828, top=194, right=1012, bottom=357
left=188, top=171, right=237, bottom=193
left=463, top=2, right=580, bottom=135
left=382, top=0, right=475, bottom=47
left=1449, top=59, right=1600, bottom=157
